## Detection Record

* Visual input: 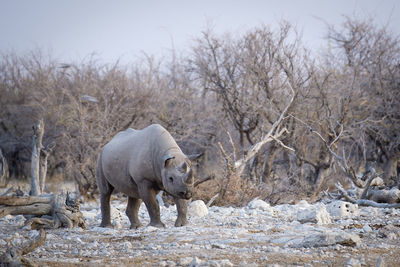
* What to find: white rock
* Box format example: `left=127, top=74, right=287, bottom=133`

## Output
left=376, top=257, right=385, bottom=267
left=123, top=241, right=132, bottom=250
left=14, top=215, right=25, bottom=227
left=73, top=237, right=83, bottom=244
left=189, top=200, right=209, bottom=218
left=266, top=246, right=280, bottom=252
left=387, top=232, right=397, bottom=240
left=143, top=226, right=159, bottom=232
left=158, top=260, right=176, bottom=267
left=362, top=224, right=372, bottom=233
left=209, top=259, right=234, bottom=267
left=273, top=204, right=297, bottom=220
left=296, top=200, right=310, bottom=208
left=3, top=215, right=14, bottom=220
left=91, top=226, right=116, bottom=234
left=71, top=248, right=81, bottom=255
left=327, top=201, right=359, bottom=218
left=281, top=230, right=361, bottom=248
left=248, top=199, right=272, bottom=212
left=113, top=220, right=122, bottom=229
left=296, top=204, right=331, bottom=225
left=88, top=241, right=100, bottom=249
left=190, top=257, right=204, bottom=267
left=346, top=258, right=361, bottom=267
left=178, top=257, right=193, bottom=266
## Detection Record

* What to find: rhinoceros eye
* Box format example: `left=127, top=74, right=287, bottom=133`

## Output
left=169, top=177, right=174, bottom=183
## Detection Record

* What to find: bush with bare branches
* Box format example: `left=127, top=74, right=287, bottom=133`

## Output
left=0, top=18, right=398, bottom=205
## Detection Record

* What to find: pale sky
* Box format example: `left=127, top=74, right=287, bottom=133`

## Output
left=1, top=0, right=399, bottom=63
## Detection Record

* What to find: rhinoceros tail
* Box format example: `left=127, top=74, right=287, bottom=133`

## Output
left=96, top=151, right=107, bottom=192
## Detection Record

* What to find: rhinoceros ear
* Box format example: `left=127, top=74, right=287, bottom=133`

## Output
left=163, top=154, right=175, bottom=168
left=187, top=152, right=203, bottom=163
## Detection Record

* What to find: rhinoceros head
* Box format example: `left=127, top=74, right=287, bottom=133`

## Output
left=161, top=154, right=194, bottom=199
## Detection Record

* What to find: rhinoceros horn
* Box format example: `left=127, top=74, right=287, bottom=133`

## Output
left=183, top=168, right=194, bottom=185
left=178, top=161, right=189, bottom=174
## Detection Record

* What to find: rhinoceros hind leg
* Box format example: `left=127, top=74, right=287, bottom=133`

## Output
left=99, top=182, right=114, bottom=228
left=126, top=197, right=143, bottom=229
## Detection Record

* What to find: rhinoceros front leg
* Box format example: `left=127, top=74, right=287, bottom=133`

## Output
left=139, top=184, right=165, bottom=228
left=126, top=197, right=143, bottom=229
left=174, top=197, right=188, bottom=227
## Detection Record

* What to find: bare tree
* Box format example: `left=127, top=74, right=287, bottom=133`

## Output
left=190, top=22, right=314, bottom=203
left=327, top=17, right=400, bottom=187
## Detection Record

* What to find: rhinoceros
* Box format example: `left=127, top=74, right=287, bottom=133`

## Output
left=96, top=124, right=194, bottom=228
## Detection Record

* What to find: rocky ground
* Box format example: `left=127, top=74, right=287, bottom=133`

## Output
left=1, top=193, right=400, bottom=267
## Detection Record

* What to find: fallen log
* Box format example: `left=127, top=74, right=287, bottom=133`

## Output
left=0, top=203, right=53, bottom=218
left=0, top=195, right=52, bottom=206
left=0, top=192, right=85, bottom=229
left=335, top=182, right=400, bottom=209
left=367, top=188, right=400, bottom=204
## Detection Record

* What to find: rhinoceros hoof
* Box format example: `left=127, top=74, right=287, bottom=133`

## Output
left=100, top=222, right=114, bottom=228
left=175, top=218, right=188, bottom=227
left=130, top=223, right=143, bottom=229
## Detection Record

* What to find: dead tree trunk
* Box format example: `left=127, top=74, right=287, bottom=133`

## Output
left=39, top=141, right=55, bottom=193
left=384, top=156, right=399, bottom=187
left=30, top=119, right=44, bottom=196
left=0, top=148, right=8, bottom=187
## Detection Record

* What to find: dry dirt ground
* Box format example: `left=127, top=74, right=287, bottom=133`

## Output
left=1, top=190, right=400, bottom=267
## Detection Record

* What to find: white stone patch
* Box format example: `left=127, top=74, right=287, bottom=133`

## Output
left=362, top=224, right=372, bottom=233
left=143, top=226, right=159, bottom=233
left=273, top=204, right=298, bottom=221
left=189, top=200, right=209, bottom=218
left=90, top=226, right=117, bottom=235
left=296, top=203, right=331, bottom=225
left=326, top=200, right=359, bottom=218
left=296, top=200, right=310, bottom=208
left=272, top=229, right=360, bottom=248
left=247, top=198, right=273, bottom=212
left=81, top=209, right=98, bottom=221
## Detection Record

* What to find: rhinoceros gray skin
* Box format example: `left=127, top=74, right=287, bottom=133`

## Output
left=96, top=124, right=194, bottom=228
